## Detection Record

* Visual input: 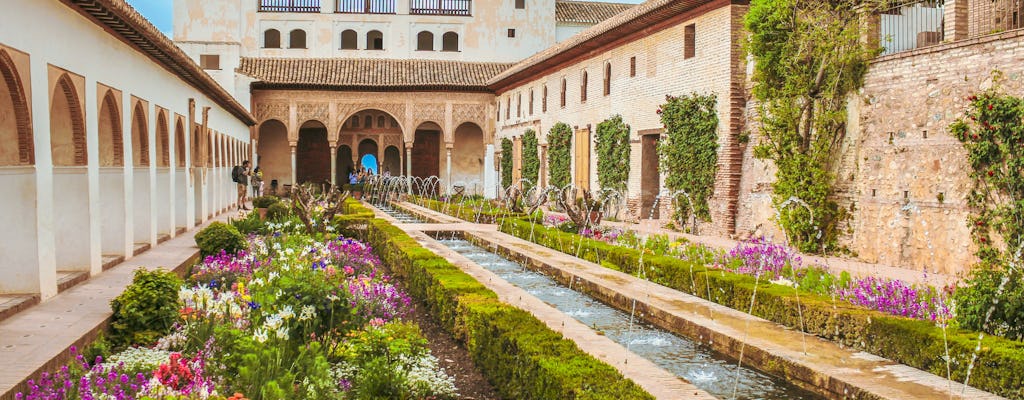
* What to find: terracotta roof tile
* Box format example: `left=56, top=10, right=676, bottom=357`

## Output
left=65, top=0, right=256, bottom=125
left=556, top=0, right=636, bottom=24
left=238, top=58, right=515, bottom=90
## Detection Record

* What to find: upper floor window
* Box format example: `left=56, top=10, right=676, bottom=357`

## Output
left=684, top=24, right=696, bottom=59
left=410, top=0, right=471, bottom=16
left=200, top=54, right=221, bottom=70
left=367, top=30, right=384, bottom=50
left=364, top=115, right=373, bottom=128
left=516, top=93, right=522, bottom=117
left=264, top=29, right=281, bottom=48
left=377, top=116, right=386, bottom=128
left=507, top=29, right=516, bottom=38
left=515, top=0, right=525, bottom=9
left=341, top=29, right=358, bottom=49
left=289, top=29, right=307, bottom=48
left=350, top=116, right=359, bottom=128
left=259, top=0, right=321, bottom=13
left=630, top=56, right=636, bottom=77
left=603, top=62, right=611, bottom=96
left=505, top=97, right=511, bottom=120
left=560, top=78, right=566, bottom=108
left=417, top=31, right=435, bottom=51
left=336, top=0, right=396, bottom=14
left=528, top=89, right=534, bottom=115
left=496, top=101, right=501, bottom=121
left=580, top=70, right=588, bottom=102
left=442, top=32, right=459, bottom=51
left=542, top=85, right=547, bottom=112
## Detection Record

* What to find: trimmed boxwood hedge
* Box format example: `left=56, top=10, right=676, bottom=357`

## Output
left=333, top=205, right=654, bottom=399
left=499, top=218, right=1024, bottom=400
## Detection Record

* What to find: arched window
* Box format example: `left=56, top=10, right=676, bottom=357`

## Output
left=417, top=31, right=434, bottom=51
left=341, top=29, right=358, bottom=49
left=603, top=62, right=611, bottom=96
left=560, top=78, right=566, bottom=108
left=367, top=30, right=384, bottom=50
left=516, top=93, right=521, bottom=117
left=350, top=116, right=359, bottom=128
left=364, top=115, right=373, bottom=128
left=505, top=97, right=511, bottom=120
left=442, top=32, right=459, bottom=51
left=377, top=115, right=386, bottom=128
left=391, top=118, right=399, bottom=128
left=515, top=0, right=526, bottom=9
left=542, top=85, right=547, bottom=112
left=581, top=70, right=588, bottom=102
left=289, top=29, right=307, bottom=49
left=264, top=29, right=281, bottom=48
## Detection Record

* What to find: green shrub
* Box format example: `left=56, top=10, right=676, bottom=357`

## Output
left=955, top=265, right=1024, bottom=341
left=501, top=138, right=513, bottom=188
left=266, top=202, right=292, bottom=221
left=252, top=195, right=280, bottom=208
left=231, top=212, right=267, bottom=235
left=109, top=269, right=183, bottom=348
left=547, top=122, right=572, bottom=188
left=595, top=115, right=630, bottom=193
left=194, top=221, right=246, bottom=257
left=522, top=129, right=540, bottom=189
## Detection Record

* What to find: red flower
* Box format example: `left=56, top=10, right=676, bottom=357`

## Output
left=988, top=170, right=995, bottom=177
left=988, top=104, right=994, bottom=110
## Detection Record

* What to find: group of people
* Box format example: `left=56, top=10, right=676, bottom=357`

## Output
left=348, top=166, right=389, bottom=185
left=232, top=160, right=263, bottom=210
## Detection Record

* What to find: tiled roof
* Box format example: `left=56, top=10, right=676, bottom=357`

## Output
left=238, top=58, right=515, bottom=91
left=556, top=0, right=636, bottom=24
left=490, top=0, right=718, bottom=90
left=64, top=0, right=256, bottom=125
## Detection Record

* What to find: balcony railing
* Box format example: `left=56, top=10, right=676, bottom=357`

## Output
left=258, top=0, right=321, bottom=13
left=879, top=0, right=945, bottom=55
left=410, top=0, right=471, bottom=16
left=336, top=0, right=396, bottom=14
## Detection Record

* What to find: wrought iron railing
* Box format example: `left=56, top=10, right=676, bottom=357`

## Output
left=336, top=0, right=396, bottom=14
left=258, top=0, right=321, bottom=13
left=410, top=0, right=471, bottom=16
left=968, top=0, right=1024, bottom=37
left=880, top=0, right=945, bottom=55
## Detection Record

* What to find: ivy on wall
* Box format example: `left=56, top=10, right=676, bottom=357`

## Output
left=547, top=122, right=573, bottom=188
left=596, top=115, right=631, bottom=193
left=949, top=80, right=1024, bottom=340
left=501, top=137, right=513, bottom=189
left=745, top=0, right=881, bottom=252
left=522, top=129, right=540, bottom=189
left=657, top=94, right=718, bottom=222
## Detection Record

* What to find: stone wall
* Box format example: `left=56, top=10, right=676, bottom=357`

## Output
left=736, top=30, right=1024, bottom=276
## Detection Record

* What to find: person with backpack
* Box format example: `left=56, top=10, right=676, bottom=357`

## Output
left=232, top=160, right=251, bottom=210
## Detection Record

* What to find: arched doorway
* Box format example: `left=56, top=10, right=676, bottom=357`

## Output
left=98, top=89, right=126, bottom=257
left=50, top=73, right=91, bottom=274
left=130, top=102, right=151, bottom=244
left=336, top=145, right=353, bottom=184
left=357, top=139, right=378, bottom=174
left=452, top=122, right=484, bottom=191
left=383, top=146, right=401, bottom=177
left=412, top=122, right=441, bottom=180
left=174, top=118, right=188, bottom=230
left=257, top=119, right=290, bottom=194
left=0, top=48, right=39, bottom=291
left=155, top=111, right=171, bottom=237
left=296, top=120, right=329, bottom=184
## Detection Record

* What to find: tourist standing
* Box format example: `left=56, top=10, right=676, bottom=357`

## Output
left=251, top=166, right=264, bottom=197
left=232, top=160, right=251, bottom=210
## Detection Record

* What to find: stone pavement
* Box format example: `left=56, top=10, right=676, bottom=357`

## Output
left=0, top=213, right=231, bottom=400
left=386, top=200, right=1004, bottom=400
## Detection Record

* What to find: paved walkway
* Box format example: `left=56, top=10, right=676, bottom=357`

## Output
left=0, top=213, right=232, bottom=400
left=387, top=201, right=1004, bottom=400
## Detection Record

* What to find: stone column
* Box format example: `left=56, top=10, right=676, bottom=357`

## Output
left=405, top=144, right=413, bottom=194
left=290, top=144, right=297, bottom=186
left=330, top=144, right=338, bottom=186
left=445, top=144, right=453, bottom=190
left=483, top=144, right=496, bottom=198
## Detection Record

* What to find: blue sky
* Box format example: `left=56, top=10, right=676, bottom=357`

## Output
left=127, top=0, right=645, bottom=37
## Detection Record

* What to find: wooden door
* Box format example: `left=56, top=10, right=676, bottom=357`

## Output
left=412, top=130, right=440, bottom=179
left=640, top=134, right=660, bottom=219
left=574, top=127, right=590, bottom=192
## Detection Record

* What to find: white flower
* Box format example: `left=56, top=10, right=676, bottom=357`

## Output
left=254, top=328, right=268, bottom=343
left=263, top=314, right=283, bottom=330
left=275, top=326, right=290, bottom=340
left=327, top=294, right=340, bottom=302
left=279, top=305, right=295, bottom=320
left=769, top=277, right=797, bottom=288
left=251, top=277, right=265, bottom=286
left=268, top=272, right=279, bottom=281
left=299, top=305, right=316, bottom=321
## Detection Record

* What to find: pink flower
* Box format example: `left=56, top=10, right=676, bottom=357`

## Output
left=343, top=266, right=355, bottom=275
left=369, top=318, right=385, bottom=327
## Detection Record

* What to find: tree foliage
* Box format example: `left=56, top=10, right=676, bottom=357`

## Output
left=596, top=115, right=631, bottom=193
left=658, top=94, right=719, bottom=222
left=547, top=122, right=573, bottom=188
left=522, top=129, right=540, bottom=189
left=501, top=137, right=513, bottom=189
left=745, top=0, right=881, bottom=252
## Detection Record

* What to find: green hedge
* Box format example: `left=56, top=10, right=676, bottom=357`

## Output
left=346, top=216, right=653, bottom=399
left=412, top=198, right=525, bottom=224
left=499, top=218, right=1024, bottom=399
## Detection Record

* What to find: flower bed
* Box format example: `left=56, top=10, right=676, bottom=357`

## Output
left=335, top=212, right=654, bottom=399
left=500, top=217, right=1024, bottom=399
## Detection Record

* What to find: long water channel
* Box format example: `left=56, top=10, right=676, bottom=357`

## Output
left=438, top=238, right=823, bottom=400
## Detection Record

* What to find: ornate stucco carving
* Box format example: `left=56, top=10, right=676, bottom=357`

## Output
left=254, top=102, right=288, bottom=124
left=452, top=103, right=487, bottom=129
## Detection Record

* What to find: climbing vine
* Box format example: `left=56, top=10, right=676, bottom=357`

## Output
left=596, top=115, right=631, bottom=193
left=500, top=137, right=513, bottom=189
left=745, top=0, right=882, bottom=252
left=657, top=94, right=718, bottom=222
left=522, top=129, right=540, bottom=189
left=547, top=122, right=572, bottom=188
left=949, top=77, right=1024, bottom=339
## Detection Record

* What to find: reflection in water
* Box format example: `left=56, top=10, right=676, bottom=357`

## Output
left=440, top=239, right=824, bottom=400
